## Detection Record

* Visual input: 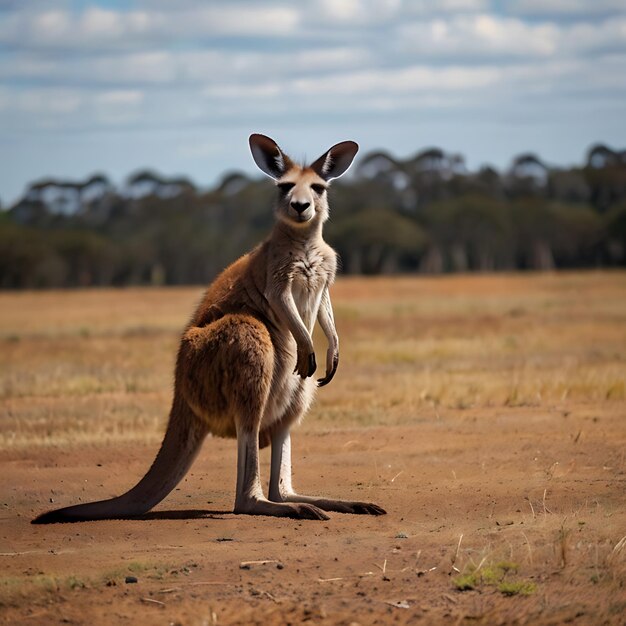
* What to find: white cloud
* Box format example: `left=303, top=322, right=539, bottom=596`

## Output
left=0, top=4, right=301, bottom=50
left=291, top=64, right=500, bottom=96
left=93, top=90, right=144, bottom=125
left=315, top=0, right=402, bottom=24
left=399, top=15, right=557, bottom=58
left=305, top=0, right=487, bottom=28
left=31, top=10, right=71, bottom=40
left=0, top=87, right=9, bottom=112
left=0, top=87, right=148, bottom=130
left=203, top=82, right=282, bottom=100
left=80, top=7, right=126, bottom=39
left=18, top=88, right=83, bottom=115
left=0, top=1, right=500, bottom=53
left=0, top=0, right=625, bottom=204
left=0, top=87, right=84, bottom=130
left=510, top=0, right=626, bottom=16
left=562, top=18, right=626, bottom=54
left=0, top=61, right=500, bottom=133
left=200, top=63, right=502, bottom=109
left=181, top=5, right=300, bottom=36
left=0, top=46, right=373, bottom=88
left=176, top=139, right=224, bottom=159
left=94, top=90, right=144, bottom=107
left=398, top=14, right=626, bottom=59
left=508, top=55, right=626, bottom=95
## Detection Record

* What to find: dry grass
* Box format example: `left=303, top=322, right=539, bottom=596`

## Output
left=0, top=271, right=624, bottom=626
left=0, top=271, right=624, bottom=448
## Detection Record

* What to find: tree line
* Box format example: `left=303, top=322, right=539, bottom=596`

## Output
left=1, top=143, right=625, bottom=288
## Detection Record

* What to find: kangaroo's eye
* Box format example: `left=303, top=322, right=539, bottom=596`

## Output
left=311, top=184, right=326, bottom=195
left=277, top=182, right=295, bottom=193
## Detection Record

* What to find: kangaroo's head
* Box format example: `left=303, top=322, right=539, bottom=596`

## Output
left=249, top=134, right=358, bottom=228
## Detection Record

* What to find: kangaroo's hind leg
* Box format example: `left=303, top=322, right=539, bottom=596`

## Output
left=268, top=383, right=386, bottom=515
left=188, top=314, right=328, bottom=520
left=234, top=427, right=328, bottom=520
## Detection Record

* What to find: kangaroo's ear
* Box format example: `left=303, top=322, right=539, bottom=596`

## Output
left=310, top=141, right=359, bottom=181
left=249, top=134, right=293, bottom=180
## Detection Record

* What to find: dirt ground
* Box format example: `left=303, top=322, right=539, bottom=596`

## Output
left=0, top=273, right=625, bottom=624
left=1, top=406, right=625, bottom=625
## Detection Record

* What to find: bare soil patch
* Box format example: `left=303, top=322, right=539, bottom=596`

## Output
left=1, top=407, right=625, bottom=625
left=1, top=273, right=624, bottom=624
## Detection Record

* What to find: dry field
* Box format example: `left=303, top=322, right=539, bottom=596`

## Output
left=0, top=272, right=625, bottom=625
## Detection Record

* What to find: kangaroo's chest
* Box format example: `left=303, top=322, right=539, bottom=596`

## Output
left=291, top=252, right=327, bottom=332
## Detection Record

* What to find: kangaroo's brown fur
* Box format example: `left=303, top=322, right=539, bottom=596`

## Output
left=32, top=134, right=386, bottom=523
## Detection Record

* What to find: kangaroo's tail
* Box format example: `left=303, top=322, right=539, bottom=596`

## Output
left=32, top=398, right=207, bottom=524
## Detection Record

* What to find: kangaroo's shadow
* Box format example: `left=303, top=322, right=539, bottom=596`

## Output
left=31, top=508, right=233, bottom=524
left=124, top=508, right=230, bottom=521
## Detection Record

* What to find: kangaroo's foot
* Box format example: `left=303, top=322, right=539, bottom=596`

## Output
left=234, top=496, right=329, bottom=520
left=234, top=420, right=330, bottom=520
left=269, top=430, right=387, bottom=516
left=272, top=493, right=386, bottom=515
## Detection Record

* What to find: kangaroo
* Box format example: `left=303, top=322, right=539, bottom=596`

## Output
left=33, top=134, right=386, bottom=523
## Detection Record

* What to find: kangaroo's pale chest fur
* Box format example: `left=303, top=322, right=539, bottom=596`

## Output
left=291, top=247, right=329, bottom=332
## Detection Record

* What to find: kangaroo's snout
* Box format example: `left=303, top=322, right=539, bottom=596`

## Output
left=290, top=201, right=310, bottom=214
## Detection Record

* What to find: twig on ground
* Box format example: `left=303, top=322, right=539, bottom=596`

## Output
left=452, top=534, right=463, bottom=568
left=240, top=559, right=280, bottom=569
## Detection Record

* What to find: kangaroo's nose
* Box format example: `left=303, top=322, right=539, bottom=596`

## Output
left=290, top=201, right=310, bottom=214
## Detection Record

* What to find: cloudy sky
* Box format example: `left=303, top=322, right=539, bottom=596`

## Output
left=1, top=0, right=625, bottom=203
